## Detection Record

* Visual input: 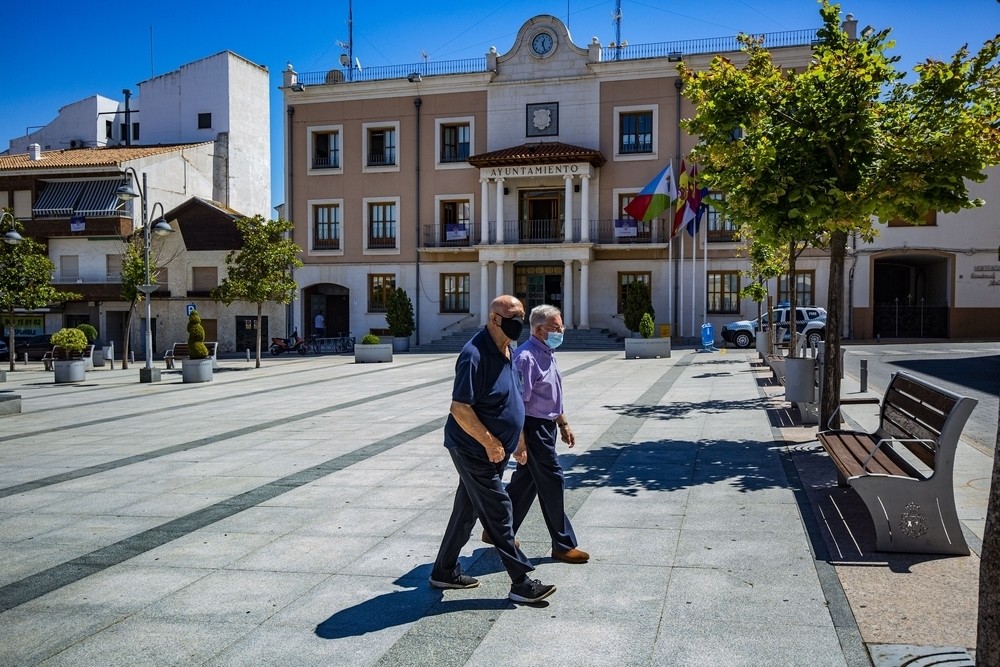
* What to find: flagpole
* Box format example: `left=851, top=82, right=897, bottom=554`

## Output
left=702, top=207, right=708, bottom=327
left=678, top=231, right=684, bottom=339
left=667, top=225, right=673, bottom=339
left=691, top=223, right=696, bottom=338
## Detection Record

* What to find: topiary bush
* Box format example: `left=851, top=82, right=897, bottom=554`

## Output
left=76, top=323, right=99, bottom=343
left=360, top=333, right=381, bottom=345
left=385, top=287, right=415, bottom=337
left=186, top=310, right=210, bottom=359
left=623, top=280, right=654, bottom=333
left=639, top=312, right=655, bottom=339
left=51, top=327, right=88, bottom=353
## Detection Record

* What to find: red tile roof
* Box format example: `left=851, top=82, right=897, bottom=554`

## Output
left=468, top=142, right=606, bottom=168
left=0, top=144, right=212, bottom=171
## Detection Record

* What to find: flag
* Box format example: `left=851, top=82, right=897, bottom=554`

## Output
left=70, top=215, right=85, bottom=232
left=623, top=163, right=676, bottom=222
left=672, top=160, right=695, bottom=237
left=686, top=186, right=710, bottom=236
left=685, top=165, right=707, bottom=236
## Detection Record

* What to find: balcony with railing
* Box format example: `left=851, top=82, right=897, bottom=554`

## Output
left=367, top=235, right=397, bottom=250
left=367, top=151, right=396, bottom=167
left=590, top=218, right=669, bottom=244
left=422, top=222, right=481, bottom=248
left=312, top=152, right=340, bottom=169
left=29, top=215, right=134, bottom=239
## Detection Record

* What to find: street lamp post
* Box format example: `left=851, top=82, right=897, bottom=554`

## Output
left=2, top=212, right=23, bottom=374
left=115, top=170, right=173, bottom=383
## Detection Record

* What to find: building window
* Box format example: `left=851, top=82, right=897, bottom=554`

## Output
left=191, top=266, right=219, bottom=294
left=440, top=123, right=470, bottom=163
left=132, top=122, right=140, bottom=141
left=439, top=199, right=471, bottom=245
left=619, top=111, right=653, bottom=154
left=441, top=274, right=470, bottom=313
left=367, top=202, right=397, bottom=249
left=707, top=271, right=740, bottom=314
left=106, top=254, right=122, bottom=281
left=778, top=271, right=815, bottom=306
left=313, top=203, right=340, bottom=250
left=617, top=193, right=653, bottom=241
left=888, top=210, right=937, bottom=227
left=197, top=113, right=212, bottom=129
left=105, top=121, right=113, bottom=139
left=312, top=130, right=340, bottom=169
left=617, top=272, right=651, bottom=313
left=367, top=128, right=396, bottom=166
left=368, top=274, right=395, bottom=313
left=705, top=193, right=737, bottom=242
left=60, top=255, right=79, bottom=281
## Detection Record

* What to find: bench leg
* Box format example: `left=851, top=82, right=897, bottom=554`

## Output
left=850, top=476, right=969, bottom=555
left=165, top=359, right=173, bottom=370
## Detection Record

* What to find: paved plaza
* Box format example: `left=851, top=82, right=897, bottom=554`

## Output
left=0, top=347, right=988, bottom=666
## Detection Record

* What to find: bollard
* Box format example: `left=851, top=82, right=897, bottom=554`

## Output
left=860, top=359, right=868, bottom=393
left=129, top=351, right=135, bottom=364
left=246, top=349, right=251, bottom=362
left=23, top=352, right=28, bottom=365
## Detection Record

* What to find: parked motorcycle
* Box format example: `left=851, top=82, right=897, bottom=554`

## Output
left=269, top=334, right=311, bottom=356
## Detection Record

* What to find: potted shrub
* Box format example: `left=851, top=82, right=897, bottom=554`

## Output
left=355, top=332, right=393, bottom=363
left=50, top=327, right=88, bottom=382
left=182, top=310, right=213, bottom=383
left=623, top=280, right=654, bottom=337
left=625, top=311, right=671, bottom=359
left=76, top=323, right=103, bottom=368
left=385, top=287, right=415, bottom=352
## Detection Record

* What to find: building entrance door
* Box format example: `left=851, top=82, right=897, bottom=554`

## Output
left=514, top=264, right=563, bottom=313
left=519, top=190, right=562, bottom=243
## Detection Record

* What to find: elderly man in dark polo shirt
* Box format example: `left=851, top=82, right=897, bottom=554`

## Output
left=430, top=295, right=556, bottom=604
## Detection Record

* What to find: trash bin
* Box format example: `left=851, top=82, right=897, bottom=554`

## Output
left=700, top=323, right=715, bottom=349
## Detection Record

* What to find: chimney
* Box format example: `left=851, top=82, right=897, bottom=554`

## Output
left=28, top=143, right=42, bottom=160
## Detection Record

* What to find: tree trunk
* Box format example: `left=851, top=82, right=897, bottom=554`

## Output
left=6, top=307, right=15, bottom=372
left=255, top=304, right=263, bottom=369
left=787, top=241, right=798, bottom=358
left=121, top=302, right=137, bottom=370
left=820, top=229, right=847, bottom=428
left=977, top=398, right=1000, bottom=665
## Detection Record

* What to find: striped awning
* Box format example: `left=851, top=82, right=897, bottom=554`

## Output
left=31, top=178, right=127, bottom=217
left=32, top=181, right=84, bottom=216
left=75, top=179, right=126, bottom=216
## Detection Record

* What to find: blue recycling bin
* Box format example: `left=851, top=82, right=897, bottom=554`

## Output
left=701, top=323, right=715, bottom=349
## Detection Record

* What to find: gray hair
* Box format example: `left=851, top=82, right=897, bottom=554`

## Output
left=529, top=304, right=561, bottom=329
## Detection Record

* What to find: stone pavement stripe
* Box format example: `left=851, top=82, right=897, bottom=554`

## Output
left=0, top=354, right=617, bottom=614
left=0, top=357, right=446, bottom=443
left=370, top=354, right=694, bottom=667
left=761, top=375, right=869, bottom=667
left=0, top=374, right=452, bottom=499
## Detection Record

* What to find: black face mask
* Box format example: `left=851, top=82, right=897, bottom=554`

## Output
left=496, top=315, right=524, bottom=341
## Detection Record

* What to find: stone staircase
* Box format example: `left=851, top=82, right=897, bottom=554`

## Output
left=411, top=326, right=625, bottom=353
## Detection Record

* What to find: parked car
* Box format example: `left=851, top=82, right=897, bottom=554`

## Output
left=721, top=305, right=827, bottom=349
left=13, top=334, right=55, bottom=361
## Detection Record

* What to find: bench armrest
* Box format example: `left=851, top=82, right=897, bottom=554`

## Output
left=823, top=397, right=882, bottom=432
left=861, top=437, right=936, bottom=473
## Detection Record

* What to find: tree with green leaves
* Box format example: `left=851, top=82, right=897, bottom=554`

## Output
left=211, top=215, right=302, bottom=368
left=679, top=0, right=999, bottom=428
left=118, top=232, right=166, bottom=370
left=1, top=212, right=80, bottom=372
left=738, top=234, right=787, bottom=352
left=623, top=280, right=653, bottom=334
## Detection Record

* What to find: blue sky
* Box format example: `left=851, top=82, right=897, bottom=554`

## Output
left=3, top=1, right=998, bottom=212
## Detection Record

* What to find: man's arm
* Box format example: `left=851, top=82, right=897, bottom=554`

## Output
left=450, top=400, right=507, bottom=463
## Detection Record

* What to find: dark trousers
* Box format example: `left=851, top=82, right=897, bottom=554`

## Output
left=432, top=446, right=534, bottom=583
left=507, top=416, right=578, bottom=552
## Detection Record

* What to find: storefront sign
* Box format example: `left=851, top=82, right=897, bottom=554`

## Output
left=1, top=315, right=44, bottom=337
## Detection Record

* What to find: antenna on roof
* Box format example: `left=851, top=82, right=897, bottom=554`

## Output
left=611, top=0, right=623, bottom=61
left=420, top=50, right=428, bottom=74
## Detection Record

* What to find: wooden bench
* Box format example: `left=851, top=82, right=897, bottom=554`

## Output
left=42, top=345, right=96, bottom=371
left=817, top=371, right=977, bottom=555
left=164, top=342, right=218, bottom=369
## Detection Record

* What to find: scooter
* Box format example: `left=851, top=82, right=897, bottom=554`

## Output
left=269, top=333, right=310, bottom=356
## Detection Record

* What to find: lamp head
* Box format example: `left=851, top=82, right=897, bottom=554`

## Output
left=151, top=218, right=173, bottom=237
left=116, top=183, right=139, bottom=202
left=3, top=230, right=22, bottom=245
left=290, top=82, right=305, bottom=92
left=407, top=73, right=422, bottom=83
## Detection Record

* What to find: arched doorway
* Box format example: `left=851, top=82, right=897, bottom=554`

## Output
left=303, top=283, right=350, bottom=338
left=872, top=253, right=950, bottom=338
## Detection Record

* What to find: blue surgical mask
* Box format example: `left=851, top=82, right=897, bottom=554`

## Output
left=545, top=331, right=564, bottom=349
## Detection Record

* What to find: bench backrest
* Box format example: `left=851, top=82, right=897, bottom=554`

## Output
left=172, top=342, right=216, bottom=357
left=878, top=371, right=978, bottom=471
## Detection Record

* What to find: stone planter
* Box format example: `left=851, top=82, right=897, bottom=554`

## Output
left=53, top=359, right=86, bottom=383
left=784, top=357, right=816, bottom=402
left=355, top=343, right=393, bottom=363
left=182, top=358, right=214, bottom=383
left=624, top=337, right=671, bottom=359
left=391, top=336, right=410, bottom=353
left=755, top=331, right=769, bottom=359
left=91, top=348, right=105, bottom=368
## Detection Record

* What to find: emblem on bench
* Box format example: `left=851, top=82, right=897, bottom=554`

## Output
left=898, top=501, right=928, bottom=539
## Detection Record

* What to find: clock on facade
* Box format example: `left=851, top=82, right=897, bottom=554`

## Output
left=531, top=31, right=554, bottom=56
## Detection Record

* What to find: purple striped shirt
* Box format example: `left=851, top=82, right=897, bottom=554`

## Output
left=513, top=335, right=563, bottom=420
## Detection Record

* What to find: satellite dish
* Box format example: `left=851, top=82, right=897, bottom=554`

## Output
left=339, top=53, right=350, bottom=67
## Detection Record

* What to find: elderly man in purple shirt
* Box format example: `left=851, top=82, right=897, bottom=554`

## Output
left=502, top=304, right=589, bottom=564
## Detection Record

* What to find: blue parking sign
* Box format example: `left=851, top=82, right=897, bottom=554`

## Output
left=186, top=303, right=197, bottom=316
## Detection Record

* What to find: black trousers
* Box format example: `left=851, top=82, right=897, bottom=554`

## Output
left=507, top=416, right=578, bottom=553
left=432, top=446, right=534, bottom=583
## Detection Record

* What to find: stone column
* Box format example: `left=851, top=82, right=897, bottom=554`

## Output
left=480, top=179, right=490, bottom=243
left=579, top=260, right=590, bottom=329
left=480, top=261, right=490, bottom=325
left=563, top=175, right=574, bottom=242
left=495, top=178, right=505, bottom=244
left=563, top=259, right=574, bottom=328
left=580, top=175, right=591, bottom=242
left=496, top=260, right=505, bottom=296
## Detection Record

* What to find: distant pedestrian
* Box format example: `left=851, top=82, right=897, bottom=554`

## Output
left=313, top=311, right=325, bottom=338
left=504, top=304, right=589, bottom=564
left=430, top=295, right=557, bottom=604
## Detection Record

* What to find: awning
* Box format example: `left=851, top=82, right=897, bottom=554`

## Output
left=32, top=181, right=84, bottom=216
left=75, top=179, right=126, bottom=216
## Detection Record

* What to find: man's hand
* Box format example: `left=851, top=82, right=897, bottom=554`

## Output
left=513, top=439, right=528, bottom=465
left=559, top=424, right=576, bottom=448
left=485, top=438, right=506, bottom=463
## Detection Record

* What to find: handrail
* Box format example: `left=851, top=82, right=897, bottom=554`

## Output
left=443, top=313, right=477, bottom=331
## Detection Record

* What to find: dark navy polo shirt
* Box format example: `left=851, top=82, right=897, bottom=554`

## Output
left=444, top=327, right=525, bottom=454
